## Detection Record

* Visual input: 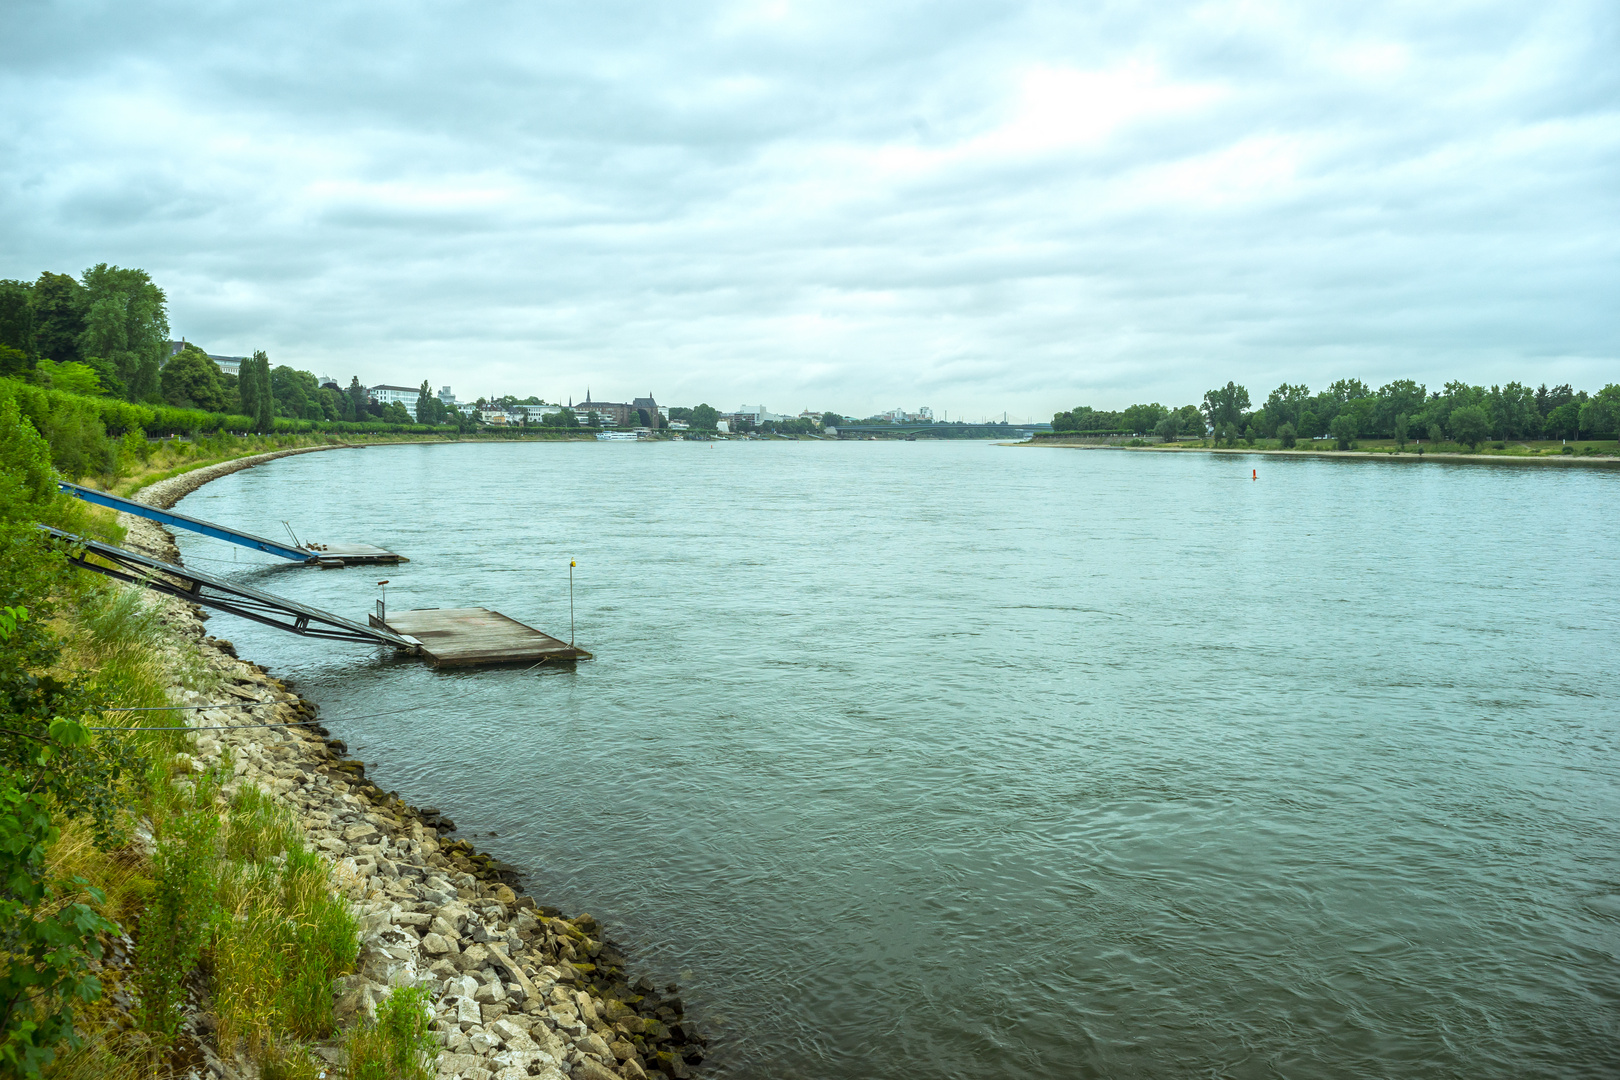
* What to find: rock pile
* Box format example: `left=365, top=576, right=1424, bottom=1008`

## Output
left=118, top=476, right=709, bottom=1080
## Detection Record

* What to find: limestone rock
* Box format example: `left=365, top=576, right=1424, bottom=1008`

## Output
left=574, top=1059, right=620, bottom=1080
left=579, top=1032, right=613, bottom=1060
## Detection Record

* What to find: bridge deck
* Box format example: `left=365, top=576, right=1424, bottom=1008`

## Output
left=373, top=608, right=592, bottom=667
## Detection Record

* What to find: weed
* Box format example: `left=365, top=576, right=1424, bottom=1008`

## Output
left=136, top=773, right=222, bottom=1037
left=342, top=985, right=436, bottom=1080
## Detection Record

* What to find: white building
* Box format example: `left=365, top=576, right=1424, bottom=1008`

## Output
left=371, top=385, right=422, bottom=409
left=735, top=404, right=792, bottom=424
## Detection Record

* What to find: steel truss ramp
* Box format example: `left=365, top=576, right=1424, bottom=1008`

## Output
left=41, top=526, right=419, bottom=653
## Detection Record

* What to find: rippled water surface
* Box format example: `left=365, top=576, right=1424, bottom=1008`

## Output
left=173, top=441, right=1620, bottom=1079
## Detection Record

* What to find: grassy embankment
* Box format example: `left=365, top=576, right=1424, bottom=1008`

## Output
left=1, top=378, right=437, bottom=1079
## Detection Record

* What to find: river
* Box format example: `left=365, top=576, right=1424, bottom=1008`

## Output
left=172, top=440, right=1620, bottom=1079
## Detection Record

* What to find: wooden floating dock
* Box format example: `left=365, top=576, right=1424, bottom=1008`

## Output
left=370, top=607, right=592, bottom=667
left=305, top=542, right=408, bottom=568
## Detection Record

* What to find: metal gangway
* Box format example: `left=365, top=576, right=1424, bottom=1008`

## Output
left=42, top=526, right=419, bottom=652
left=57, top=482, right=404, bottom=567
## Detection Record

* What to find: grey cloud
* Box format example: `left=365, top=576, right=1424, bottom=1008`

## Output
left=1, top=0, right=1616, bottom=420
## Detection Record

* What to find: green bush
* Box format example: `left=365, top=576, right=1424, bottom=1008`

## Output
left=343, top=985, right=437, bottom=1080
left=0, top=771, right=118, bottom=1078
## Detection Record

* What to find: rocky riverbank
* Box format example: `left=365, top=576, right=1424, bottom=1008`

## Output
left=118, top=464, right=708, bottom=1080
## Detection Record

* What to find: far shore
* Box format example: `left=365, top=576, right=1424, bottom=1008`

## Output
left=1021, top=439, right=1620, bottom=467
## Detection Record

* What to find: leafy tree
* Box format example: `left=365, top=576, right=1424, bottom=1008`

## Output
left=1427, top=422, right=1443, bottom=445
left=415, top=380, right=434, bottom=424
left=1329, top=413, right=1358, bottom=450
left=383, top=401, right=412, bottom=424
left=584, top=409, right=600, bottom=429
left=1545, top=399, right=1583, bottom=440
left=77, top=264, right=169, bottom=402
left=821, top=412, right=843, bottom=427
left=0, top=280, right=34, bottom=370
left=1394, top=412, right=1408, bottom=450
left=33, top=361, right=102, bottom=397
left=1175, top=404, right=1205, bottom=439
left=1535, top=383, right=1575, bottom=418
left=346, top=376, right=368, bottom=419
left=1579, top=384, right=1620, bottom=442
left=690, top=403, right=719, bottom=430
left=1262, top=384, right=1310, bottom=436
left=635, top=408, right=652, bottom=427
left=218, top=372, right=240, bottom=414
left=249, top=352, right=275, bottom=432
left=28, top=273, right=85, bottom=366
left=1120, top=402, right=1169, bottom=435
left=1202, top=382, right=1250, bottom=436
left=1489, top=382, right=1539, bottom=440
left=1375, top=380, right=1426, bottom=438
left=237, top=354, right=260, bottom=423
left=270, top=366, right=319, bottom=420
left=1448, top=405, right=1490, bottom=449
left=0, top=347, right=29, bottom=381
left=159, top=346, right=226, bottom=412
left=1277, top=421, right=1297, bottom=448
left=1154, top=414, right=1180, bottom=442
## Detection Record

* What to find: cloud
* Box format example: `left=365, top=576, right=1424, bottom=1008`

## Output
left=1, top=0, right=1615, bottom=419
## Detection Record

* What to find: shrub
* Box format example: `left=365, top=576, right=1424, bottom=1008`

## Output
left=0, top=781, right=117, bottom=1079
left=1329, top=413, right=1358, bottom=450
left=343, top=985, right=436, bottom=1080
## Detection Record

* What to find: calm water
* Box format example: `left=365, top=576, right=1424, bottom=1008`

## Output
left=173, top=441, right=1620, bottom=1079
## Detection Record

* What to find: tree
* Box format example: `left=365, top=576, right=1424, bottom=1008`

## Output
left=1202, top=383, right=1250, bottom=436
left=249, top=352, right=275, bottom=432
left=1394, top=412, right=1408, bottom=450
left=383, top=401, right=412, bottom=424
left=159, top=346, right=226, bottom=412
left=33, top=361, right=102, bottom=397
left=1545, top=399, right=1583, bottom=440
left=1489, top=382, right=1538, bottom=440
left=1277, top=421, right=1297, bottom=448
left=690, top=403, right=719, bottom=430
left=1579, top=384, right=1620, bottom=443
left=1375, top=380, right=1426, bottom=438
left=0, top=280, right=34, bottom=371
left=1329, top=413, right=1357, bottom=450
left=415, top=381, right=434, bottom=424
left=1154, top=414, right=1180, bottom=442
left=1178, top=405, right=1203, bottom=437
left=1263, top=384, right=1310, bottom=436
left=77, top=264, right=169, bottom=402
left=29, top=273, right=85, bottom=366
left=1427, top=422, right=1443, bottom=446
left=1121, top=402, right=1169, bottom=435
left=821, top=412, right=843, bottom=427
left=1448, top=405, right=1490, bottom=449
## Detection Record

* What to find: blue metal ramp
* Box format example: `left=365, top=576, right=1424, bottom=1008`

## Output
left=58, top=482, right=403, bottom=566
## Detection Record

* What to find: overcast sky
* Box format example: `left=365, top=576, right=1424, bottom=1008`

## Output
left=3, top=1, right=1616, bottom=419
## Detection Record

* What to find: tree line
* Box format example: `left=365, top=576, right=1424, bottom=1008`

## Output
left=1054, top=378, right=1620, bottom=449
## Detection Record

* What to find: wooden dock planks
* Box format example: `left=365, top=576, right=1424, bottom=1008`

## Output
left=376, top=607, right=591, bottom=667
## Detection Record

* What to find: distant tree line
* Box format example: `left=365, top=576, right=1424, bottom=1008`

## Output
left=1055, top=378, right=1620, bottom=450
